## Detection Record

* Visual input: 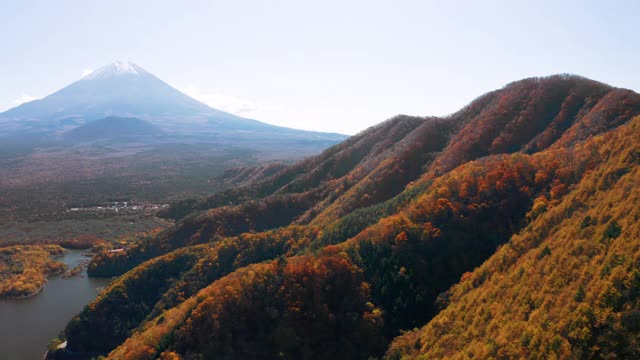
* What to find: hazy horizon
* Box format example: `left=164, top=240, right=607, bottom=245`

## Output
left=2, top=0, right=638, bottom=134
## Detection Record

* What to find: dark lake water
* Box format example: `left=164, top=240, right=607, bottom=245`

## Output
left=0, top=249, right=111, bottom=360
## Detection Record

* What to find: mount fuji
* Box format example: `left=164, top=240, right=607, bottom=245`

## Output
left=0, top=61, right=346, bottom=144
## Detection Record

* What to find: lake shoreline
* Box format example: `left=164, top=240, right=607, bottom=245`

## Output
left=0, top=249, right=112, bottom=359
left=4, top=282, right=46, bottom=300
left=1, top=249, right=90, bottom=301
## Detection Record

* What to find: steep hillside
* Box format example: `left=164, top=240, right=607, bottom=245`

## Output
left=158, top=115, right=429, bottom=219
left=115, top=75, right=640, bottom=272
left=88, top=115, right=435, bottom=275
left=387, top=115, right=640, bottom=359
left=48, top=75, right=640, bottom=360
left=162, top=75, right=639, bottom=224
left=214, top=162, right=290, bottom=188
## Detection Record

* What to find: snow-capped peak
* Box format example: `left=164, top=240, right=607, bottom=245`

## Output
left=82, top=61, right=146, bottom=80
left=113, top=61, right=139, bottom=74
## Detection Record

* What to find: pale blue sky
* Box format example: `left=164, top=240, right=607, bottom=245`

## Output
left=1, top=0, right=638, bottom=134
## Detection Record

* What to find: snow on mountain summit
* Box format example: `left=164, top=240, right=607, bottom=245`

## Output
left=82, top=61, right=146, bottom=80
left=0, top=60, right=349, bottom=143
left=1, top=60, right=236, bottom=123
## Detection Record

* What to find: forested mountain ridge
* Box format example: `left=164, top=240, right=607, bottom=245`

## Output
left=49, top=75, right=640, bottom=360
left=157, top=114, right=430, bottom=220
left=387, top=113, right=640, bottom=359
left=160, top=74, right=639, bottom=224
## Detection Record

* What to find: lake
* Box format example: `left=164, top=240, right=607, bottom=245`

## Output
left=0, top=249, right=111, bottom=360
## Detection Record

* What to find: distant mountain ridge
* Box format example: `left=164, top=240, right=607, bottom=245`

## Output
left=0, top=62, right=234, bottom=128
left=0, top=61, right=347, bottom=144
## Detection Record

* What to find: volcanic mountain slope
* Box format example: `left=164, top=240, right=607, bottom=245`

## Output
left=50, top=75, right=640, bottom=360
left=62, top=116, right=164, bottom=142
left=0, top=61, right=224, bottom=127
left=0, top=61, right=346, bottom=145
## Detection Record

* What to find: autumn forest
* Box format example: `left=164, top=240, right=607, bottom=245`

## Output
left=30, top=75, right=640, bottom=359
